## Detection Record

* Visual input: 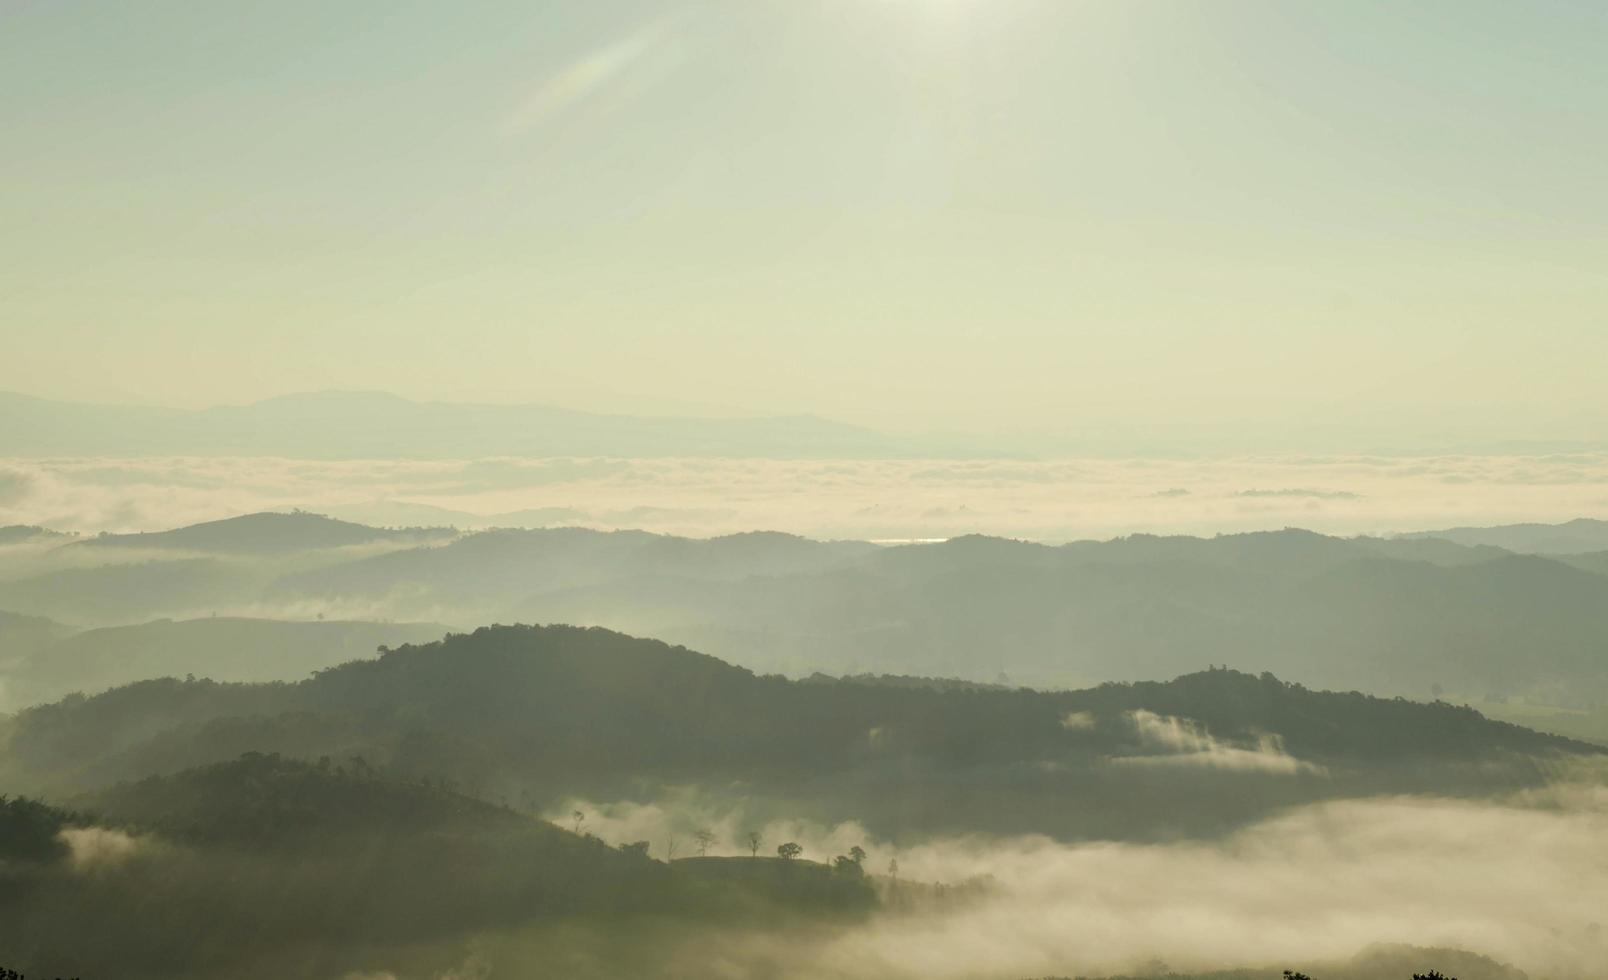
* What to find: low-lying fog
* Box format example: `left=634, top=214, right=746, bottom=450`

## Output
left=541, top=770, right=1608, bottom=980
left=6, top=452, right=1608, bottom=540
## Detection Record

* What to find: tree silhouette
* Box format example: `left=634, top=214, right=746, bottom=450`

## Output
left=694, top=828, right=715, bottom=857
left=571, top=809, right=585, bottom=834
left=619, top=840, right=650, bottom=858
left=746, top=830, right=763, bottom=858
left=848, top=844, right=866, bottom=865
left=777, top=841, right=802, bottom=861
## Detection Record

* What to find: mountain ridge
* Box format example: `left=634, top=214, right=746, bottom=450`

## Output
left=0, top=390, right=903, bottom=459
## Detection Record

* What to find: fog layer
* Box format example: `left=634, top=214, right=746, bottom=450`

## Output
left=551, top=776, right=1608, bottom=980
left=5, top=452, right=1608, bottom=540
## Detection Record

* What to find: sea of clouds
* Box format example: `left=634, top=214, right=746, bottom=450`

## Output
left=543, top=771, right=1608, bottom=980
left=3, top=452, right=1607, bottom=540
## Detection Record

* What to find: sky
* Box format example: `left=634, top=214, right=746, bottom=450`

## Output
left=3, top=0, right=1606, bottom=443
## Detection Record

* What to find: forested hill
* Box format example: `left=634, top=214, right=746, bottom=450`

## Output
left=282, top=624, right=1593, bottom=765
left=1, top=615, right=451, bottom=710
left=3, top=752, right=873, bottom=980
left=4, top=626, right=1594, bottom=837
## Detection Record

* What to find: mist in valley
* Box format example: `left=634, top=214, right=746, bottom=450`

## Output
left=6, top=0, right=1608, bottom=976
left=545, top=777, right=1608, bottom=980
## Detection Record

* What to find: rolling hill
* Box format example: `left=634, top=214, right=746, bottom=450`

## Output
left=3, top=625, right=1592, bottom=841
left=69, top=510, right=455, bottom=554
left=0, top=615, right=450, bottom=710
left=1, top=752, right=872, bottom=980
left=11, top=514, right=1608, bottom=707
left=1401, top=517, right=1608, bottom=555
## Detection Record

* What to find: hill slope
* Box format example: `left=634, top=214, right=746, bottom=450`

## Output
left=1, top=752, right=872, bottom=980
left=492, top=530, right=1608, bottom=702
left=0, top=616, right=450, bottom=710
left=3, top=625, right=1592, bottom=841
left=70, top=511, right=454, bottom=554
left=1402, top=517, right=1608, bottom=555
left=15, top=516, right=1608, bottom=705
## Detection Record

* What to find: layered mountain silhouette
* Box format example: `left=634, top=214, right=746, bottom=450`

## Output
left=1401, top=517, right=1608, bottom=555
left=0, top=615, right=449, bottom=710
left=265, top=524, right=1608, bottom=703
left=6, top=514, right=1608, bottom=706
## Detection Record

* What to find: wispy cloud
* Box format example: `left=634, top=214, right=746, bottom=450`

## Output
left=1116, top=709, right=1323, bottom=775
left=1237, top=488, right=1364, bottom=500
left=58, top=826, right=147, bottom=872
left=505, top=21, right=673, bottom=134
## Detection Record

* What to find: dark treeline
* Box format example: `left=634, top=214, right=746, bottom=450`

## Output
left=0, top=753, right=874, bottom=980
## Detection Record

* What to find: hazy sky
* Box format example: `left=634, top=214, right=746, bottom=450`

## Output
left=3, top=1, right=1605, bottom=439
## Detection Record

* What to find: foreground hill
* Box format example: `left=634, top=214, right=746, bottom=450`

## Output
left=1, top=753, right=872, bottom=980
left=4, top=625, right=1592, bottom=841
left=1060, top=944, right=1527, bottom=980
left=0, top=616, right=451, bottom=711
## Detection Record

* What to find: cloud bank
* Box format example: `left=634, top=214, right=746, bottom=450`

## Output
left=546, top=776, right=1608, bottom=980
left=2, top=452, right=1606, bottom=541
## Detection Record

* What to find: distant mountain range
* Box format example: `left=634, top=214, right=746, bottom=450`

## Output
left=5, top=512, right=1608, bottom=708
left=1400, top=517, right=1608, bottom=555
left=7, top=389, right=1607, bottom=458
left=0, top=390, right=904, bottom=459
left=70, top=511, right=455, bottom=553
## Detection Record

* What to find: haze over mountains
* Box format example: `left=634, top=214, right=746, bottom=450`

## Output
left=7, top=390, right=1607, bottom=460
left=0, top=390, right=902, bottom=459
left=6, top=511, right=1608, bottom=717
left=3, top=625, right=1603, bottom=979
left=0, top=616, right=450, bottom=710
left=65, top=510, right=457, bottom=554
left=7, top=510, right=1608, bottom=977
left=4, top=511, right=1608, bottom=978
left=9, top=0, right=1606, bottom=974
left=1402, top=518, right=1608, bottom=555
